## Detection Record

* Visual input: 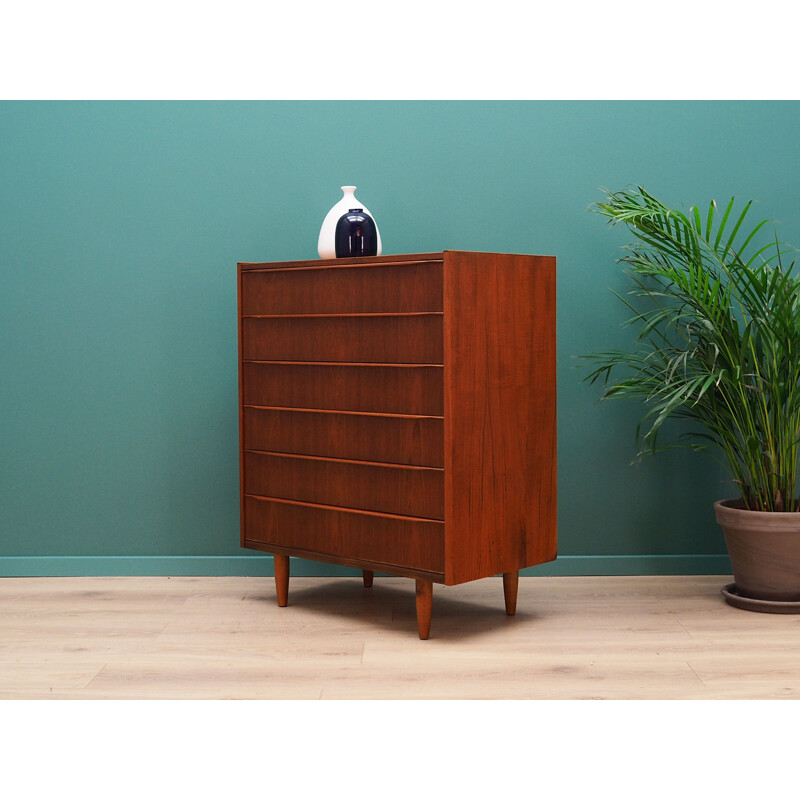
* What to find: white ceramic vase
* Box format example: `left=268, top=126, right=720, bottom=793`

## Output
left=318, top=185, right=382, bottom=258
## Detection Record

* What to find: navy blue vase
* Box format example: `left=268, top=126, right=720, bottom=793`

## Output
left=334, top=208, right=378, bottom=258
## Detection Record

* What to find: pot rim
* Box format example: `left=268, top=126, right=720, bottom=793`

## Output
left=715, top=497, right=800, bottom=532
left=714, top=498, right=800, bottom=517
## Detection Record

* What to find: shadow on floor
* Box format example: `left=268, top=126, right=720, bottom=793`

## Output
left=245, top=577, right=542, bottom=641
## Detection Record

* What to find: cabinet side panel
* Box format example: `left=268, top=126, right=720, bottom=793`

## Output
left=443, top=252, right=557, bottom=584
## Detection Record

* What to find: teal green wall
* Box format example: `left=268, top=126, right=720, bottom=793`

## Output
left=2, top=101, right=799, bottom=576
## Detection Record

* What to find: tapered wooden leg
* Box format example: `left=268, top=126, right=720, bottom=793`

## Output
left=415, top=578, right=433, bottom=640
left=362, top=570, right=374, bottom=588
left=503, top=571, right=519, bottom=615
left=274, top=554, right=289, bottom=607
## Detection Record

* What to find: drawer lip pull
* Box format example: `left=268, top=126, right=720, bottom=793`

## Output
left=239, top=258, right=443, bottom=273
left=244, top=448, right=444, bottom=472
left=242, top=311, right=444, bottom=319
left=242, top=404, right=444, bottom=420
left=243, top=360, right=444, bottom=368
left=244, top=493, right=445, bottom=524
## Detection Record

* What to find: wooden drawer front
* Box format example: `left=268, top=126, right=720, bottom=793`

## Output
left=241, top=262, right=443, bottom=315
left=242, top=314, right=443, bottom=364
left=242, top=363, right=443, bottom=415
left=244, top=495, right=445, bottom=573
left=245, top=451, right=444, bottom=520
left=243, top=407, right=444, bottom=467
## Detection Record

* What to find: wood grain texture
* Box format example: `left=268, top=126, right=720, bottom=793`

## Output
left=243, top=407, right=444, bottom=467
left=241, top=313, right=443, bottom=364
left=443, top=251, right=557, bottom=584
left=244, top=450, right=444, bottom=520
left=7, top=575, right=799, bottom=699
left=242, top=362, right=444, bottom=415
left=244, top=495, right=445, bottom=574
left=240, top=260, right=442, bottom=314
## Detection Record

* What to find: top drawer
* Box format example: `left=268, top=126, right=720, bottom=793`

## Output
left=240, top=260, right=443, bottom=315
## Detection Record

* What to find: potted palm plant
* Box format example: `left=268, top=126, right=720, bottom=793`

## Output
left=583, top=186, right=800, bottom=613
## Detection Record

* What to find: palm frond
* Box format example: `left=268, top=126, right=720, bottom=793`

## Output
left=581, top=186, right=800, bottom=511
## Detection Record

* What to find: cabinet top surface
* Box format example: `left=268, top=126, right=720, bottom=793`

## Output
left=238, top=251, right=554, bottom=272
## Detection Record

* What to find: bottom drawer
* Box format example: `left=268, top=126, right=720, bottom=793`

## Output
left=243, top=495, right=444, bottom=574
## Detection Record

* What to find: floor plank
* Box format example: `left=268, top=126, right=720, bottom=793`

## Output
left=2, top=574, right=799, bottom=699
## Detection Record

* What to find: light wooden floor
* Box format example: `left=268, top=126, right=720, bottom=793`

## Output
left=1, top=574, right=799, bottom=699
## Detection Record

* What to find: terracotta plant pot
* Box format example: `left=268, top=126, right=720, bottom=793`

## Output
left=714, top=498, right=800, bottom=613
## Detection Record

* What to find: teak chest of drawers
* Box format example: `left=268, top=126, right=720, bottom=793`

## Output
left=238, top=251, right=556, bottom=638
